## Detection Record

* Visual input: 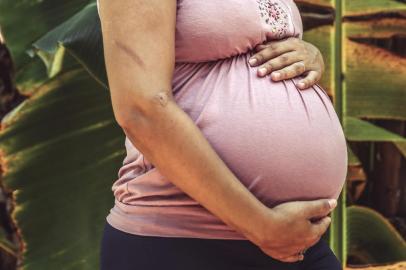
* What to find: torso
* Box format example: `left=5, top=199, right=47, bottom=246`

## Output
left=101, top=0, right=348, bottom=240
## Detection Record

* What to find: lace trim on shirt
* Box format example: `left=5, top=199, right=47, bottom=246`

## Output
left=256, top=0, right=290, bottom=39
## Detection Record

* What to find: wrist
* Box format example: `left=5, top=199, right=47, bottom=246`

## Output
left=246, top=204, right=276, bottom=245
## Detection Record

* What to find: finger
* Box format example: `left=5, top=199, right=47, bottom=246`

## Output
left=270, top=61, right=306, bottom=81
left=310, top=216, right=332, bottom=238
left=297, top=70, right=321, bottom=90
left=249, top=38, right=297, bottom=66
left=310, top=211, right=331, bottom=223
left=302, top=198, right=337, bottom=219
left=256, top=51, right=301, bottom=77
left=254, top=36, right=298, bottom=53
left=254, top=42, right=272, bottom=52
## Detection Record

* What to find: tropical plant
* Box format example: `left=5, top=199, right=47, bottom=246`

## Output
left=0, top=0, right=405, bottom=269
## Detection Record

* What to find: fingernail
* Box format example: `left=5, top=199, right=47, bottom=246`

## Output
left=258, top=67, right=267, bottom=76
left=328, top=199, right=337, bottom=209
left=249, top=58, right=258, bottom=66
left=272, top=72, right=280, bottom=79
left=298, top=82, right=305, bottom=89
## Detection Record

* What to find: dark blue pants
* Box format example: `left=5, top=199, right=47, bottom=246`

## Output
left=100, top=221, right=342, bottom=270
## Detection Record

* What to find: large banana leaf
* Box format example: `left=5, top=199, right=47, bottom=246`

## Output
left=344, top=117, right=406, bottom=142
left=0, top=58, right=124, bottom=269
left=347, top=205, right=406, bottom=264
left=340, top=3, right=406, bottom=267
left=343, top=39, right=406, bottom=120
left=342, top=1, right=406, bottom=156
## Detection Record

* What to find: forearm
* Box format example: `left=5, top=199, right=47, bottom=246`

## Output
left=120, top=93, right=268, bottom=242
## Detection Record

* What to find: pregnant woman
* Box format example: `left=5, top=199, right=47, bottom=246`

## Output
left=97, top=0, right=348, bottom=269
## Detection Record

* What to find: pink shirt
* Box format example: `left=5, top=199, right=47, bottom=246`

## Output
left=97, top=0, right=348, bottom=240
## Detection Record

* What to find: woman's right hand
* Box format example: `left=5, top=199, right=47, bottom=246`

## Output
left=252, top=198, right=337, bottom=263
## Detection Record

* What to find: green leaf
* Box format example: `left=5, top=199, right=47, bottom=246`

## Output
left=344, top=117, right=406, bottom=142
left=344, top=18, right=406, bottom=38
left=343, top=20, right=406, bottom=120
left=394, top=141, right=406, bottom=157
left=32, top=2, right=108, bottom=88
left=347, top=205, right=406, bottom=264
left=0, top=0, right=91, bottom=70
left=14, top=56, right=49, bottom=95
left=343, top=0, right=406, bottom=16
left=347, top=146, right=361, bottom=166
left=0, top=60, right=125, bottom=269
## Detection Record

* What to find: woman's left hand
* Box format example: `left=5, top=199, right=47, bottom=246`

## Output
left=248, top=37, right=325, bottom=90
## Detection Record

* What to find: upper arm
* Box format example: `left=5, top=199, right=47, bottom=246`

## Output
left=98, top=0, right=177, bottom=125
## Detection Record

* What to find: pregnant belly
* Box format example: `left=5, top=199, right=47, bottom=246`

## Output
left=173, top=52, right=348, bottom=208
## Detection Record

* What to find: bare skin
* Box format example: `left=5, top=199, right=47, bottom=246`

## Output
left=98, top=0, right=337, bottom=263
left=249, top=37, right=325, bottom=89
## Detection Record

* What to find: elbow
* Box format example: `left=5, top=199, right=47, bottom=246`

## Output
left=114, top=104, right=149, bottom=132
left=114, top=90, right=174, bottom=130
left=114, top=108, right=143, bottom=132
left=114, top=90, right=176, bottom=157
